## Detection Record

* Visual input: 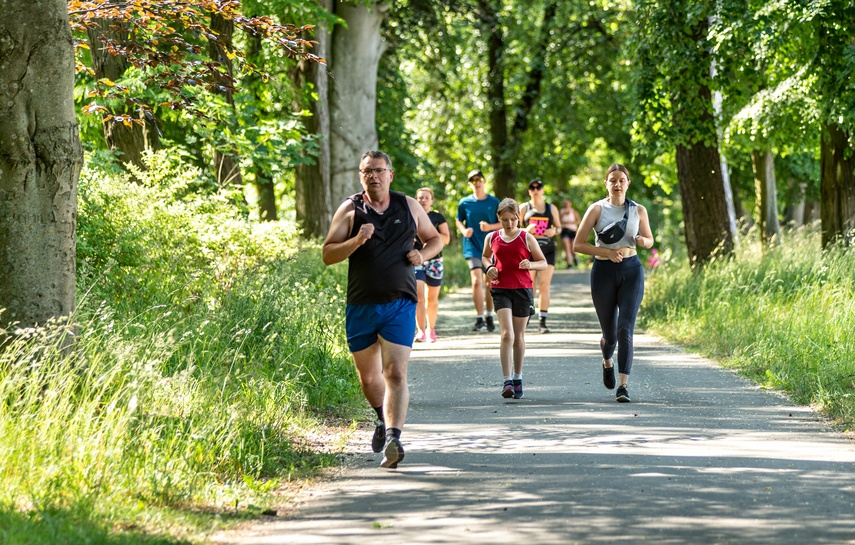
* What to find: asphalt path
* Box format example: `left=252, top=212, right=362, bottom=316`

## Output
left=213, top=268, right=855, bottom=544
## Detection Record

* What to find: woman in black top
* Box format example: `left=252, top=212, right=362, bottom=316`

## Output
left=414, top=187, right=450, bottom=342
left=520, top=179, right=562, bottom=333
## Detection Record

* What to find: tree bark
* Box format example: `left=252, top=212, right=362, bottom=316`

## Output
left=820, top=122, right=855, bottom=247
left=244, top=32, right=278, bottom=221
left=209, top=13, right=243, bottom=188
left=294, top=0, right=333, bottom=237
left=477, top=0, right=512, bottom=199
left=751, top=149, right=781, bottom=244
left=328, top=1, right=388, bottom=209
left=86, top=8, right=161, bottom=170
left=0, top=0, right=83, bottom=330
left=675, top=141, right=734, bottom=266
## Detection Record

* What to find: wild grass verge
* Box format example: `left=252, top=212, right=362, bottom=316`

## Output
left=641, top=224, right=855, bottom=430
left=0, top=152, right=362, bottom=544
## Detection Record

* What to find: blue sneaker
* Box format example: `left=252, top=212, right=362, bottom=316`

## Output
left=513, top=379, right=524, bottom=399
left=501, top=380, right=514, bottom=398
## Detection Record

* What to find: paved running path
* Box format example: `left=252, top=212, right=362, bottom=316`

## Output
left=213, top=269, right=855, bottom=544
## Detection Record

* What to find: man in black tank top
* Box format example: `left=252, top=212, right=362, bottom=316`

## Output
left=323, top=151, right=442, bottom=468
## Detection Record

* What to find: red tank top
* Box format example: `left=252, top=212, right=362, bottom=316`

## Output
left=489, top=230, right=533, bottom=289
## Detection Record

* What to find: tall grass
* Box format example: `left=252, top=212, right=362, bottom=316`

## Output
left=642, top=224, right=855, bottom=429
left=0, top=152, right=362, bottom=543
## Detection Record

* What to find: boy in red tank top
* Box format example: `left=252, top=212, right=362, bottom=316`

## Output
left=481, top=199, right=547, bottom=399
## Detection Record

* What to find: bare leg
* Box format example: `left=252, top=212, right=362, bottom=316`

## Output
left=415, top=279, right=428, bottom=334
left=470, top=268, right=485, bottom=316
left=427, top=284, right=441, bottom=331
left=562, top=236, right=573, bottom=265
left=351, top=342, right=385, bottom=408
left=536, top=266, right=554, bottom=313
left=496, top=308, right=515, bottom=376
left=512, top=315, right=529, bottom=374
left=377, top=337, right=411, bottom=430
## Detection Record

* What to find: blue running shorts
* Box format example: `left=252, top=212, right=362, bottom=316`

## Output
left=345, top=298, right=417, bottom=353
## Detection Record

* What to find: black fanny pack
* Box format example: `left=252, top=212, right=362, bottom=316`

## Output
left=597, top=200, right=632, bottom=244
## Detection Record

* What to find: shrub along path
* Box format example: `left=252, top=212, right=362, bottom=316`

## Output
left=213, top=269, right=855, bottom=544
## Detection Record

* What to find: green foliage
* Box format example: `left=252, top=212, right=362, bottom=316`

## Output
left=383, top=0, right=644, bottom=207
left=642, top=225, right=855, bottom=429
left=0, top=152, right=362, bottom=542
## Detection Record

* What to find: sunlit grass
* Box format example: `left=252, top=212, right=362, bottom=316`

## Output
left=0, top=153, right=363, bottom=543
left=642, top=223, right=855, bottom=429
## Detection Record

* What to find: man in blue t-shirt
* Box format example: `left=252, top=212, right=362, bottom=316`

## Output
left=456, top=169, right=501, bottom=332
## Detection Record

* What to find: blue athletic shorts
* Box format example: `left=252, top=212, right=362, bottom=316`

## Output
left=345, top=298, right=417, bottom=353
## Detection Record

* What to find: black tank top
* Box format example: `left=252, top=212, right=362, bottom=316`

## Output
left=347, top=191, right=418, bottom=305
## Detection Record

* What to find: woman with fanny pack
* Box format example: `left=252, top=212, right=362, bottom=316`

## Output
left=573, top=164, right=654, bottom=403
left=520, top=179, right=562, bottom=333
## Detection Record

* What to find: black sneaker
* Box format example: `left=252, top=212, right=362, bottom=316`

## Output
left=616, top=385, right=631, bottom=403
left=473, top=317, right=486, bottom=332
left=513, top=379, right=524, bottom=399
left=501, top=379, right=514, bottom=398
left=603, top=361, right=616, bottom=390
left=485, top=315, right=495, bottom=332
left=380, top=436, right=405, bottom=468
left=371, top=419, right=385, bottom=453
left=538, top=317, right=550, bottom=334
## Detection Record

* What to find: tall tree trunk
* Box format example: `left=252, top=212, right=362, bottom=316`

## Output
left=710, top=61, right=738, bottom=238
left=294, top=0, right=333, bottom=237
left=0, top=0, right=83, bottom=331
left=675, top=141, right=734, bottom=266
left=476, top=0, right=556, bottom=200
left=820, top=122, right=855, bottom=247
left=328, top=1, right=388, bottom=209
left=478, top=0, right=512, bottom=199
left=245, top=32, right=278, bottom=221
left=784, top=178, right=806, bottom=227
left=751, top=149, right=781, bottom=244
left=209, top=13, right=243, bottom=188
left=86, top=8, right=160, bottom=169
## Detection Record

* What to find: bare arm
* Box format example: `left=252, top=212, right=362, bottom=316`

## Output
left=322, top=200, right=367, bottom=266
left=483, top=232, right=498, bottom=279
left=523, top=232, right=548, bottom=271
left=408, top=197, right=442, bottom=266
left=548, top=203, right=562, bottom=237
left=634, top=205, right=655, bottom=249
left=455, top=216, right=473, bottom=238
left=437, top=221, right=451, bottom=246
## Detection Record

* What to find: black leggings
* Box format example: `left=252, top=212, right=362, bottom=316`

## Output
left=590, top=256, right=644, bottom=375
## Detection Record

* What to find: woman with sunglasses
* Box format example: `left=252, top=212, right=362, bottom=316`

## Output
left=520, top=179, right=562, bottom=333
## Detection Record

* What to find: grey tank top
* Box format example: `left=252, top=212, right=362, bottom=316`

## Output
left=594, top=198, right=640, bottom=249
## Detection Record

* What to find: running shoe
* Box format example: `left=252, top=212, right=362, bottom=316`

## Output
left=428, top=329, right=437, bottom=343
left=380, top=436, right=405, bottom=468
left=538, top=317, right=550, bottom=334
left=473, top=317, right=486, bottom=332
left=501, top=380, right=514, bottom=398
left=513, top=379, right=524, bottom=399
left=485, top=315, right=495, bottom=332
left=371, top=419, right=386, bottom=453
left=616, top=385, right=631, bottom=403
left=414, top=329, right=426, bottom=342
left=603, top=361, right=616, bottom=390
